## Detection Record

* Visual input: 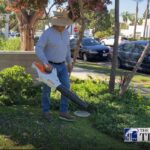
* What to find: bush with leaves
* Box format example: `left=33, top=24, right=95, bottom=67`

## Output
left=70, top=78, right=150, bottom=141
left=0, top=65, right=41, bottom=105
left=0, top=37, right=21, bottom=51
left=90, top=90, right=150, bottom=139
left=94, top=28, right=113, bottom=39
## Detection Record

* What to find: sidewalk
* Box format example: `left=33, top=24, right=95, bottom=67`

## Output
left=71, top=67, right=109, bottom=80
left=71, top=67, right=150, bottom=96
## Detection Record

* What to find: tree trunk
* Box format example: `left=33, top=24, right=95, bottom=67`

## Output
left=9, top=20, right=18, bottom=30
left=73, top=0, right=85, bottom=63
left=133, top=1, right=138, bottom=39
left=73, top=19, right=85, bottom=63
left=119, top=41, right=150, bottom=96
left=20, top=24, right=34, bottom=51
left=143, top=0, right=149, bottom=38
left=15, top=11, right=42, bottom=51
left=109, top=0, right=120, bottom=93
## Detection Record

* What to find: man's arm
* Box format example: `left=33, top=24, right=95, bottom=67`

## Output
left=35, top=30, right=53, bottom=72
left=35, top=30, right=49, bottom=64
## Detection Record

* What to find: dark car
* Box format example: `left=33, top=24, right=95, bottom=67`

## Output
left=118, top=40, right=150, bottom=73
left=70, top=37, right=110, bottom=61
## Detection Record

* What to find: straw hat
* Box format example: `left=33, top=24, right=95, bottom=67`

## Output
left=49, top=8, right=73, bottom=26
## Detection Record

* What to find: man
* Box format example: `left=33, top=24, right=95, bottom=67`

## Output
left=35, top=8, right=75, bottom=122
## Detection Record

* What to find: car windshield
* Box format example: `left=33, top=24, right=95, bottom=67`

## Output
left=82, top=38, right=100, bottom=46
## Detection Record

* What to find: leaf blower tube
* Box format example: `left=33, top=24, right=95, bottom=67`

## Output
left=32, top=62, right=88, bottom=108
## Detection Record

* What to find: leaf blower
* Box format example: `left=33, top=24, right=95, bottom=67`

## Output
left=32, top=62, right=88, bottom=108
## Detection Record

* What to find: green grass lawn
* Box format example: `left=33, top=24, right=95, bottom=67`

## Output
left=0, top=65, right=150, bottom=150
left=0, top=106, right=144, bottom=150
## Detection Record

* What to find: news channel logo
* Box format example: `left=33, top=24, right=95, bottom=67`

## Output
left=124, top=128, right=150, bottom=142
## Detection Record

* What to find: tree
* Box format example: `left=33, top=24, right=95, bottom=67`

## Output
left=1, top=0, right=111, bottom=51
left=143, top=0, right=150, bottom=38
left=0, top=0, right=7, bottom=13
left=121, top=11, right=129, bottom=23
left=84, top=11, right=111, bottom=33
left=66, top=0, right=112, bottom=62
left=0, top=0, right=7, bottom=30
left=143, top=8, right=150, bottom=19
left=133, top=0, right=143, bottom=39
left=109, top=0, right=119, bottom=93
left=128, top=13, right=135, bottom=25
left=5, top=0, right=48, bottom=51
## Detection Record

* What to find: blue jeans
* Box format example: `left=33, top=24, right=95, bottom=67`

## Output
left=41, top=63, right=70, bottom=113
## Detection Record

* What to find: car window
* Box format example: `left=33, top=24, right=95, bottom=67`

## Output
left=134, top=45, right=144, bottom=53
left=70, top=39, right=77, bottom=49
left=122, top=43, right=135, bottom=52
left=118, top=45, right=123, bottom=51
left=82, top=38, right=100, bottom=46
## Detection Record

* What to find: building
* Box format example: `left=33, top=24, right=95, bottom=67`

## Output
left=120, top=19, right=150, bottom=38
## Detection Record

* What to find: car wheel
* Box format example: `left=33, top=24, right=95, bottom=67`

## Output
left=83, top=53, right=88, bottom=61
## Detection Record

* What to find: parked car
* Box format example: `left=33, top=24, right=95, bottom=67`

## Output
left=70, top=37, right=110, bottom=61
left=101, top=36, right=128, bottom=46
left=9, top=32, right=20, bottom=37
left=118, top=40, right=150, bottom=73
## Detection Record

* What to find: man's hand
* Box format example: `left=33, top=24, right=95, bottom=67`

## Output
left=67, top=63, right=73, bottom=73
left=43, top=63, right=53, bottom=73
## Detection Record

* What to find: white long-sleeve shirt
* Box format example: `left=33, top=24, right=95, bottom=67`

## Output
left=35, top=27, right=72, bottom=64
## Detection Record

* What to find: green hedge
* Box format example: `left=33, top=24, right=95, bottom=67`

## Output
left=0, top=37, right=21, bottom=51
left=94, top=28, right=113, bottom=39
left=0, top=66, right=41, bottom=105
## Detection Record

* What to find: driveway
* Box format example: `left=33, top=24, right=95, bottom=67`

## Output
left=71, top=66, right=109, bottom=80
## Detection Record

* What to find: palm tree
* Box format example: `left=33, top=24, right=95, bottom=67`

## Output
left=121, top=11, right=129, bottom=23
left=143, top=0, right=150, bottom=38
left=128, top=13, right=135, bottom=25
left=133, top=0, right=144, bottom=39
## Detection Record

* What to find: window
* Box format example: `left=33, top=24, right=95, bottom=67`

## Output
left=82, top=38, right=100, bottom=46
left=134, top=45, right=144, bottom=53
left=122, top=43, right=135, bottom=52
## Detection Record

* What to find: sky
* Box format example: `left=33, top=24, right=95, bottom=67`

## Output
left=48, top=0, right=147, bottom=19
left=108, top=0, right=147, bottom=18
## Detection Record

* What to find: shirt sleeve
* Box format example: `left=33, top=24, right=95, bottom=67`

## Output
left=35, top=30, right=49, bottom=64
left=66, top=31, right=72, bottom=64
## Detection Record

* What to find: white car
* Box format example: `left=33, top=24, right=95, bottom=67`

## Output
left=101, top=36, right=125, bottom=46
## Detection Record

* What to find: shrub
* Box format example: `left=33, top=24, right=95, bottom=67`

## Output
left=0, top=37, right=21, bottom=51
left=90, top=89, right=150, bottom=139
left=94, top=28, right=113, bottom=39
left=70, top=78, right=150, bottom=140
left=29, top=77, right=109, bottom=111
left=0, top=66, right=40, bottom=105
